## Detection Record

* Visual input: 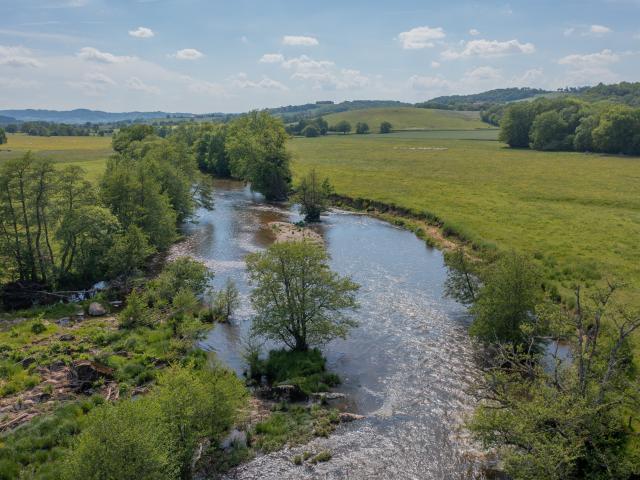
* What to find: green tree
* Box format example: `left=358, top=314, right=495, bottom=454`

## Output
left=499, top=103, right=536, bottom=148
left=573, top=114, right=600, bottom=151
left=470, top=285, right=640, bottom=480
left=301, top=125, right=320, bottom=137
left=334, top=120, right=351, bottom=135
left=529, top=110, right=571, bottom=151
left=294, top=169, right=333, bottom=222
left=443, top=248, right=480, bottom=305
left=592, top=106, right=640, bottom=155
left=112, top=124, right=155, bottom=154
left=0, top=127, right=6, bottom=144
left=194, top=124, right=230, bottom=177
left=379, top=121, right=393, bottom=134
left=246, top=241, right=359, bottom=351
left=63, top=398, right=179, bottom=480
left=146, top=257, right=212, bottom=308
left=105, top=224, right=155, bottom=278
left=209, top=278, right=240, bottom=322
left=355, top=122, right=370, bottom=134
left=225, top=111, right=292, bottom=201
left=470, top=252, right=544, bottom=346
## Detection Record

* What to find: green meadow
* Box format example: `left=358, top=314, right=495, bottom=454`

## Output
left=322, top=107, right=493, bottom=131
left=289, top=131, right=640, bottom=303
left=0, top=134, right=112, bottom=182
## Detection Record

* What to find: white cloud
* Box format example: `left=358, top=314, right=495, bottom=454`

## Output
left=259, top=53, right=285, bottom=63
left=77, top=46, right=135, bottom=63
left=469, top=29, right=480, bottom=36
left=408, top=75, right=451, bottom=90
left=230, top=73, right=288, bottom=90
left=564, top=27, right=575, bottom=37
left=513, top=68, right=544, bottom=86
left=129, top=27, right=154, bottom=38
left=281, top=55, right=334, bottom=72
left=0, top=76, right=40, bottom=89
left=558, top=49, right=619, bottom=67
left=442, top=38, right=535, bottom=59
left=282, top=35, right=319, bottom=46
left=173, top=48, right=204, bottom=60
left=67, top=72, right=117, bottom=95
left=187, top=79, right=225, bottom=96
left=431, top=61, right=441, bottom=68
left=398, top=26, right=445, bottom=49
left=590, top=24, right=611, bottom=35
left=85, top=72, right=116, bottom=85
left=0, top=28, right=82, bottom=43
left=126, top=76, right=160, bottom=94
left=464, top=65, right=502, bottom=81
left=0, top=45, right=43, bottom=67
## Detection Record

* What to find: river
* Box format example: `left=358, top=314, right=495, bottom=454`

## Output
left=170, top=180, right=487, bottom=479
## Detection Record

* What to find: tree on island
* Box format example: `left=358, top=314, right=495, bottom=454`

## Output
left=379, top=121, right=393, bottom=134
left=246, top=241, right=359, bottom=351
left=295, top=169, right=334, bottom=222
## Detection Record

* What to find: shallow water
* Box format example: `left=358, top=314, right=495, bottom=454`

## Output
left=172, top=180, right=486, bottom=479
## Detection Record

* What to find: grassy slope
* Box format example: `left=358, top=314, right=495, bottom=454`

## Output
left=289, top=132, right=640, bottom=303
left=0, top=134, right=112, bottom=182
left=323, top=107, right=493, bottom=131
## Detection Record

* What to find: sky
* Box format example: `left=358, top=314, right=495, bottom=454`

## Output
left=1, top=0, right=639, bottom=113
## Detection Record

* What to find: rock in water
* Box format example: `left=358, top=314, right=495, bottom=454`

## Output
left=339, top=412, right=365, bottom=423
left=88, top=302, right=106, bottom=316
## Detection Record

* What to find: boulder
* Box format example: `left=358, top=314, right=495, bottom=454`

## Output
left=311, top=392, right=346, bottom=402
left=87, top=302, right=106, bottom=316
left=59, top=334, right=75, bottom=341
left=70, top=360, right=114, bottom=391
left=339, top=412, right=365, bottom=423
left=272, top=384, right=306, bottom=402
left=56, top=317, right=71, bottom=326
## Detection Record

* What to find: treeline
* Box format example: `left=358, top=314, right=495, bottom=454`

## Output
left=499, top=98, right=640, bottom=154
left=0, top=124, right=208, bottom=299
left=416, top=87, right=549, bottom=111
left=3, top=122, right=103, bottom=137
left=445, top=250, right=640, bottom=479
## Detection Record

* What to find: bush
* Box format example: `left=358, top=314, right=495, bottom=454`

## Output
left=355, top=122, right=370, bottom=134
left=379, top=121, right=392, bottom=134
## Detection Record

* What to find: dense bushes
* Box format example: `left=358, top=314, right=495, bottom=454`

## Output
left=499, top=98, right=640, bottom=155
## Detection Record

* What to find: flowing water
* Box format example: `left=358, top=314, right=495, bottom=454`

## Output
left=171, top=180, right=487, bottom=479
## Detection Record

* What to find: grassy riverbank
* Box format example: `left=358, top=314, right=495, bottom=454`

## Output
left=289, top=131, right=640, bottom=304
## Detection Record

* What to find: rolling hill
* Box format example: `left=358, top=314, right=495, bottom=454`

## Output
left=323, top=107, right=493, bottom=131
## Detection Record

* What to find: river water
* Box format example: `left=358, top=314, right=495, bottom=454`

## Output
left=172, top=180, right=486, bottom=480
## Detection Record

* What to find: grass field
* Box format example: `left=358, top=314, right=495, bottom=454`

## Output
left=323, top=107, right=494, bottom=131
left=0, top=134, right=111, bottom=182
left=289, top=131, right=640, bottom=303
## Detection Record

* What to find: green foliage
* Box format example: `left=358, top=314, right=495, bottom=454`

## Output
left=250, top=348, right=340, bottom=395
left=469, top=252, right=544, bottom=345
left=105, top=224, right=155, bottom=278
left=146, top=257, right=212, bottom=308
left=499, top=102, right=537, bottom=147
left=469, top=286, right=640, bottom=480
left=286, top=117, right=328, bottom=136
left=301, top=125, right=319, bottom=137
left=294, top=169, right=333, bottom=222
left=379, top=121, right=393, bottom=134
left=246, top=241, right=359, bottom=351
left=332, top=120, right=351, bottom=134
left=194, top=123, right=230, bottom=177
left=529, top=110, right=572, bottom=151
left=118, top=288, right=151, bottom=329
left=355, top=122, right=370, bottom=134
left=111, top=124, right=155, bottom=154
left=443, top=248, right=480, bottom=305
left=225, top=111, right=292, bottom=201
left=0, top=127, right=6, bottom=145
left=208, top=278, right=240, bottom=322
left=416, top=87, right=549, bottom=111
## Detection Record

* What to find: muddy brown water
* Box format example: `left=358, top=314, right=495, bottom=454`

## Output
left=170, top=180, right=488, bottom=479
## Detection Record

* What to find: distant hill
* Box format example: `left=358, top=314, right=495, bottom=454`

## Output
left=0, top=109, right=195, bottom=125
left=416, top=88, right=551, bottom=111
left=577, top=82, right=640, bottom=107
left=0, top=115, right=17, bottom=126
left=323, top=107, right=492, bottom=131
left=267, top=100, right=411, bottom=123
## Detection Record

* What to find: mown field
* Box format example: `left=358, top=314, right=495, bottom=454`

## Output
left=323, top=107, right=493, bottom=131
left=289, top=131, right=640, bottom=303
left=0, top=134, right=111, bottom=182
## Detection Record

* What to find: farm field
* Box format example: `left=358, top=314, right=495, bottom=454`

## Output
left=289, top=131, right=640, bottom=303
left=323, top=107, right=494, bottom=131
left=0, top=134, right=111, bottom=182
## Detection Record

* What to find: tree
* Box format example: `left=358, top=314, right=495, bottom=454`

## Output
left=470, top=252, right=544, bottom=346
left=334, top=120, right=351, bottom=135
left=246, top=241, right=359, bottom=351
left=105, top=224, right=155, bottom=278
left=301, top=125, right=320, bottom=137
left=592, top=106, right=640, bottom=155
left=443, top=248, right=481, bottom=305
left=194, top=124, right=230, bottom=177
left=0, top=127, right=6, bottom=144
left=225, top=111, right=292, bottom=201
left=210, top=278, right=240, bottom=322
left=469, top=284, right=640, bottom=480
left=529, top=110, right=571, bottom=151
left=294, top=169, right=333, bottom=222
left=499, top=103, right=536, bottom=147
left=573, top=114, right=599, bottom=151
left=355, top=122, right=370, bottom=134
left=379, top=121, right=393, bottom=134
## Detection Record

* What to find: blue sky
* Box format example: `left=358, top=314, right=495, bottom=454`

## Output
left=1, top=0, right=639, bottom=113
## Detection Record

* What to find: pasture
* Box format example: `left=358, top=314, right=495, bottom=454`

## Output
left=322, top=107, right=493, bottom=131
left=289, top=131, right=640, bottom=302
left=0, top=134, right=111, bottom=182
